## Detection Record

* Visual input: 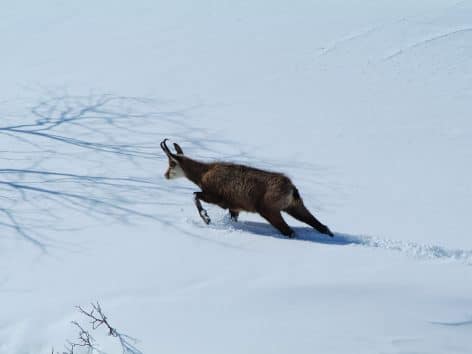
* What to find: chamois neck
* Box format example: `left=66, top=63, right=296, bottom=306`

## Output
left=179, top=157, right=209, bottom=186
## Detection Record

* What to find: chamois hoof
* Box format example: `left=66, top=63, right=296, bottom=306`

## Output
left=199, top=210, right=211, bottom=225
left=316, top=225, right=333, bottom=237
left=282, top=229, right=295, bottom=238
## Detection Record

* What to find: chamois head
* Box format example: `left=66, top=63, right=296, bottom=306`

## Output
left=160, top=139, right=185, bottom=179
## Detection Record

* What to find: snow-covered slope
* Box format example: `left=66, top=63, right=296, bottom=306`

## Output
left=1, top=1, right=471, bottom=353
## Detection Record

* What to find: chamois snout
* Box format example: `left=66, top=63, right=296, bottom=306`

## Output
left=164, top=170, right=170, bottom=179
left=164, top=160, right=185, bottom=179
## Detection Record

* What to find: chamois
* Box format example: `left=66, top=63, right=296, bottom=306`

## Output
left=160, top=139, right=333, bottom=238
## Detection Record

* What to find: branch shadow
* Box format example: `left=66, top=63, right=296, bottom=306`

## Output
left=0, top=94, right=216, bottom=251
left=0, top=92, right=259, bottom=253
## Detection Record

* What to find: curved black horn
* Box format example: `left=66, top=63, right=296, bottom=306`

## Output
left=160, top=138, right=173, bottom=157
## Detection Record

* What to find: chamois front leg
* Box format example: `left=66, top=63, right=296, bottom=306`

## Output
left=194, top=192, right=211, bottom=224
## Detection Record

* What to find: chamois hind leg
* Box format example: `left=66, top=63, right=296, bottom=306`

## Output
left=258, top=208, right=294, bottom=238
left=229, top=210, right=239, bottom=222
left=284, top=201, right=333, bottom=237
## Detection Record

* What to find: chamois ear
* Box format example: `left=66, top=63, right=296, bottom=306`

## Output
left=173, top=143, right=184, bottom=155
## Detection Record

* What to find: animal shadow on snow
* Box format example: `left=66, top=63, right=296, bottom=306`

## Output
left=227, top=219, right=357, bottom=246
left=223, top=218, right=472, bottom=265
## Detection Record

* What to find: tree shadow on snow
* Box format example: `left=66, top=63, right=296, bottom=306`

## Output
left=0, top=93, right=234, bottom=252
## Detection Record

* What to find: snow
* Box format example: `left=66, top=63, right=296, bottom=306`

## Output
left=1, top=1, right=472, bottom=353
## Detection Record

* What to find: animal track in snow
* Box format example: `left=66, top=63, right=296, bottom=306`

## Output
left=383, top=27, right=472, bottom=61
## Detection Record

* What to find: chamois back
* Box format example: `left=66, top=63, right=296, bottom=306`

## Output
left=199, top=163, right=295, bottom=212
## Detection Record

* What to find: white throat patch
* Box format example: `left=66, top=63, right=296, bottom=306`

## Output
left=168, top=163, right=185, bottom=179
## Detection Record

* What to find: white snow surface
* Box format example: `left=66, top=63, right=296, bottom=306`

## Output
left=1, top=1, right=472, bottom=353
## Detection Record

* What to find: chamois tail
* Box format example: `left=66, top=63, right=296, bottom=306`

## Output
left=292, top=186, right=301, bottom=201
